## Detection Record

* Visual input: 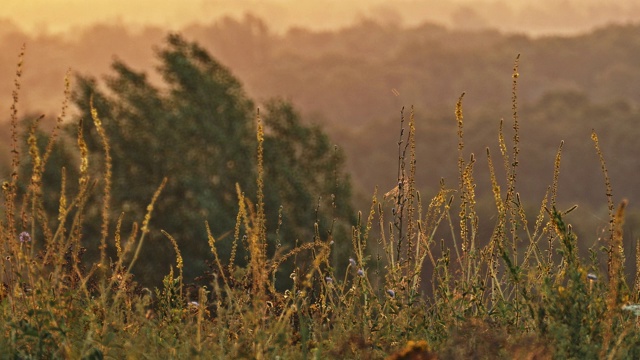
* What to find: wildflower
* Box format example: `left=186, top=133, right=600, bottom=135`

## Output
left=622, top=304, right=640, bottom=316
left=357, top=269, right=364, bottom=277
left=19, top=232, right=31, bottom=243
left=188, top=301, right=199, bottom=307
left=587, top=273, right=597, bottom=281
left=387, top=289, right=395, bottom=297
left=349, top=258, right=356, bottom=267
left=325, top=276, right=333, bottom=283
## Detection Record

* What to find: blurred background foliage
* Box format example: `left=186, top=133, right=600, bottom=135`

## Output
left=12, top=34, right=354, bottom=286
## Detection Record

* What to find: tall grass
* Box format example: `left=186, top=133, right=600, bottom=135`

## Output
left=1, top=52, right=639, bottom=359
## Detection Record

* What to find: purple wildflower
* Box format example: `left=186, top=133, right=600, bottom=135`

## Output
left=19, top=232, right=31, bottom=243
left=387, top=289, right=395, bottom=297
left=357, top=269, right=364, bottom=277
left=587, top=273, right=598, bottom=281
left=349, top=258, right=356, bottom=267
left=325, top=277, right=333, bottom=283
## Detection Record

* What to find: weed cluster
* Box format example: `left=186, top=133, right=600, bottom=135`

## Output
left=1, top=51, right=639, bottom=359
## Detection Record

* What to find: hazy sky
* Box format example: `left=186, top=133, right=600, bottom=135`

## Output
left=2, top=0, right=640, bottom=36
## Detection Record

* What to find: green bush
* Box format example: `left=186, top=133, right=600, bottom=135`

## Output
left=69, top=34, right=354, bottom=286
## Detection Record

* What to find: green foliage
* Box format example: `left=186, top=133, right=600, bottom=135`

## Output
left=70, top=34, right=353, bottom=286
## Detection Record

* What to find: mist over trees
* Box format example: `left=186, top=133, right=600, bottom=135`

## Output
left=6, top=0, right=640, bottom=37
left=2, top=15, right=640, bottom=281
left=3, top=15, right=640, bottom=126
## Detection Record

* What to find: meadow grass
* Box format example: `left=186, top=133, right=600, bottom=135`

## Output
left=1, top=52, right=640, bottom=359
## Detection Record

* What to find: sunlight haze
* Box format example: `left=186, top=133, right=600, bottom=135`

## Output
left=3, top=0, right=640, bottom=36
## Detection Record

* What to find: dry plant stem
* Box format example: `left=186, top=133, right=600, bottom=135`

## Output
left=550, top=140, right=564, bottom=208
left=229, top=183, right=246, bottom=276
left=43, top=172, right=81, bottom=268
left=76, top=118, right=90, bottom=202
left=601, top=199, right=628, bottom=359
left=54, top=167, right=68, bottom=239
left=393, top=106, right=406, bottom=264
left=406, top=107, right=417, bottom=266
left=378, top=198, right=390, bottom=269
left=509, top=54, right=521, bottom=264
left=114, top=212, right=124, bottom=258
left=195, top=287, right=207, bottom=353
left=445, top=199, right=464, bottom=272
left=127, top=177, right=167, bottom=274
left=45, top=120, right=95, bottom=299
left=22, top=117, right=47, bottom=290
left=509, top=54, right=522, bottom=326
left=420, top=186, right=449, bottom=269
left=486, top=150, right=501, bottom=304
left=27, top=112, right=60, bottom=249
left=455, top=92, right=468, bottom=264
left=3, top=45, right=25, bottom=273
left=89, top=97, right=113, bottom=279
left=520, top=192, right=548, bottom=267
left=252, top=109, right=267, bottom=304
left=104, top=222, right=139, bottom=307
left=591, top=131, right=615, bottom=260
left=162, top=230, right=184, bottom=297
left=105, top=216, right=130, bottom=289
left=421, top=180, right=451, bottom=267
left=539, top=141, right=564, bottom=268
left=274, top=205, right=283, bottom=252
left=26, top=117, right=43, bottom=221
left=205, top=221, right=230, bottom=290
left=415, top=190, right=423, bottom=264
left=466, top=161, right=479, bottom=284
left=42, top=69, right=71, bottom=166
left=362, top=189, right=378, bottom=254
left=415, top=197, right=447, bottom=290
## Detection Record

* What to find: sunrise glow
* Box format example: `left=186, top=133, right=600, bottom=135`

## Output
left=2, top=0, right=640, bottom=36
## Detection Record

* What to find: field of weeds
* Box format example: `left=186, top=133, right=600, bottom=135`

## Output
left=1, top=47, right=639, bottom=359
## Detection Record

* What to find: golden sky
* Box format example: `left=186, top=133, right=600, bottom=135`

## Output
left=2, top=0, right=387, bottom=34
left=1, top=0, right=639, bottom=36
left=2, top=0, right=223, bottom=34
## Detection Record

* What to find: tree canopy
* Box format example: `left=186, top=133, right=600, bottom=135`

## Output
left=71, top=34, right=354, bottom=286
